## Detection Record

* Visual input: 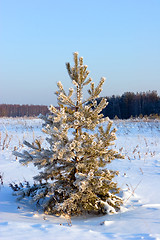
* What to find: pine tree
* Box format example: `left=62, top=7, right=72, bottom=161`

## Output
left=11, top=52, right=124, bottom=216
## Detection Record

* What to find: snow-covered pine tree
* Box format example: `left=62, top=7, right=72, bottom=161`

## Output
left=11, top=52, right=124, bottom=216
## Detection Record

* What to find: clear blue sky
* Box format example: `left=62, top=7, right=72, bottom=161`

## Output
left=1, top=0, right=160, bottom=105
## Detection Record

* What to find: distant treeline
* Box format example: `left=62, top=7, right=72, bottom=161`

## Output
left=0, top=91, right=160, bottom=119
left=99, top=90, right=160, bottom=119
left=0, top=104, right=49, bottom=117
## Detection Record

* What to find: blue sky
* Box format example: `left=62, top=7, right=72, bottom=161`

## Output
left=1, top=0, right=160, bottom=105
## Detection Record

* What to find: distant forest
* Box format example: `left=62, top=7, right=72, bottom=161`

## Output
left=0, top=104, right=49, bottom=117
left=99, top=90, right=160, bottom=119
left=0, top=91, right=160, bottom=119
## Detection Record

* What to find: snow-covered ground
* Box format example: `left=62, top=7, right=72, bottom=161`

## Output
left=0, top=117, right=160, bottom=240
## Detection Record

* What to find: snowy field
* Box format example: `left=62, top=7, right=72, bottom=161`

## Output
left=0, top=117, right=160, bottom=240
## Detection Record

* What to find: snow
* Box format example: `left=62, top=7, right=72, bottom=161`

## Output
left=0, top=117, right=160, bottom=240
